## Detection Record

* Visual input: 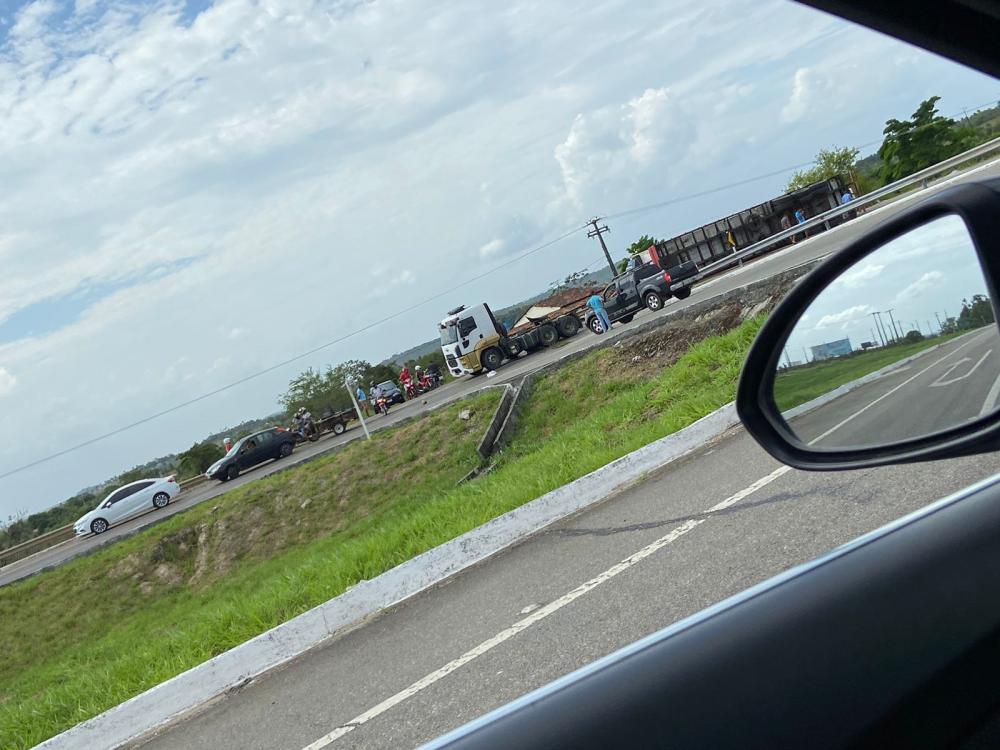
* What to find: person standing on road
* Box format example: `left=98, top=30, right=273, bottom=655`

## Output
left=370, top=383, right=383, bottom=415
left=588, top=293, right=612, bottom=334
left=840, top=189, right=855, bottom=204
left=781, top=213, right=796, bottom=245
left=356, top=385, right=370, bottom=416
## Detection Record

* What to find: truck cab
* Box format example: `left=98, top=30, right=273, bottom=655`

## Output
left=439, top=304, right=505, bottom=376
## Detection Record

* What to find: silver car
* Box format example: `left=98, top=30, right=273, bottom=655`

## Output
left=73, top=476, right=181, bottom=536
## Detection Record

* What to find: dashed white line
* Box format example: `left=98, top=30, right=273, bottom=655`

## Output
left=300, top=465, right=792, bottom=748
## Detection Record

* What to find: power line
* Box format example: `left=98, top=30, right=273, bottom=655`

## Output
left=6, top=96, right=1000, bottom=480
left=0, top=223, right=587, bottom=482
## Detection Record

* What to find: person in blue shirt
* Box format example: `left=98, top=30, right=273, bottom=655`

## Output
left=840, top=189, right=855, bottom=204
left=794, top=208, right=807, bottom=224
left=588, top=293, right=612, bottom=334
left=356, top=385, right=369, bottom=416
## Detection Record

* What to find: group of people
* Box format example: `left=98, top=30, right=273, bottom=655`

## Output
left=353, top=363, right=443, bottom=417
left=780, top=189, right=856, bottom=244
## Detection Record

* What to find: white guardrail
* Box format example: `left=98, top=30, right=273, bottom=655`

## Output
left=677, top=135, right=1000, bottom=287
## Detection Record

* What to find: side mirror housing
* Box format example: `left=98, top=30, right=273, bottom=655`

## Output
left=737, top=180, right=1000, bottom=470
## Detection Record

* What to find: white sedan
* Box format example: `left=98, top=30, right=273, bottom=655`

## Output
left=73, top=476, right=181, bottom=536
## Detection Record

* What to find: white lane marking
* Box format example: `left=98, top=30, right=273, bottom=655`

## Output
left=301, top=466, right=792, bottom=748
left=929, top=350, right=991, bottom=387
left=807, top=333, right=988, bottom=446
left=980, top=370, right=1000, bottom=416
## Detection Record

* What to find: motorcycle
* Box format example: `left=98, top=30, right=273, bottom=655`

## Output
left=375, top=395, right=391, bottom=415
left=403, top=379, right=417, bottom=400
left=290, top=418, right=320, bottom=443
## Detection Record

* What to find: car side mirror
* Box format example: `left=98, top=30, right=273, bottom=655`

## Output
left=103, top=501, right=113, bottom=509
left=737, top=180, right=1000, bottom=470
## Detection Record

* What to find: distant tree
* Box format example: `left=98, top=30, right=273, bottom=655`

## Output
left=786, top=146, right=861, bottom=193
left=178, top=441, right=225, bottom=478
left=625, top=234, right=660, bottom=257
left=958, top=294, right=995, bottom=330
left=877, top=96, right=982, bottom=184
left=904, top=329, right=924, bottom=343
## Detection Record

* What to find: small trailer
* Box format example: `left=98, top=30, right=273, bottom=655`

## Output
left=316, top=406, right=357, bottom=435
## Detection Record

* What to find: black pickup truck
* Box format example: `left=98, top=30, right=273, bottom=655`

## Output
left=584, top=259, right=699, bottom=334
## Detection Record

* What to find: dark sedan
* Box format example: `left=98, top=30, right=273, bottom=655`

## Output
left=377, top=380, right=405, bottom=405
left=205, top=428, right=296, bottom=482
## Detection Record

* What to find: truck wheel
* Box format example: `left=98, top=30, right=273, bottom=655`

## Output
left=333, top=422, right=346, bottom=435
left=674, top=286, right=691, bottom=300
left=644, top=291, right=664, bottom=311
left=556, top=315, right=580, bottom=338
left=538, top=324, right=559, bottom=346
left=481, top=347, right=504, bottom=371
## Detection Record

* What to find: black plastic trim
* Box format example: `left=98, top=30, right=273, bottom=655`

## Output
left=736, top=180, right=1000, bottom=470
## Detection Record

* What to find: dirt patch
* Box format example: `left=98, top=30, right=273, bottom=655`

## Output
left=601, top=303, right=746, bottom=380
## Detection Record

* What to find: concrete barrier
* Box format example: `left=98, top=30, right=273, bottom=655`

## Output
left=0, top=524, right=75, bottom=568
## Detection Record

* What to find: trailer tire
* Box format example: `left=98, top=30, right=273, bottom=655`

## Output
left=674, top=286, right=692, bottom=300
left=644, top=291, right=664, bottom=311
left=556, top=315, right=580, bottom=338
left=333, top=422, right=346, bottom=435
left=538, top=324, right=559, bottom=347
left=481, top=347, right=504, bottom=371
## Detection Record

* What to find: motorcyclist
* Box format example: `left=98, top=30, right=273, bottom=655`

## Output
left=370, top=383, right=383, bottom=414
left=427, top=362, right=442, bottom=385
left=294, top=407, right=313, bottom=435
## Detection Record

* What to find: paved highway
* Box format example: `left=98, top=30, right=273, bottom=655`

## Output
left=788, top=327, right=1000, bottom=448
left=138, top=424, right=1000, bottom=750
left=5, top=157, right=999, bottom=588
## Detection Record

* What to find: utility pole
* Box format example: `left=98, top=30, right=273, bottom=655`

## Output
left=871, top=327, right=879, bottom=346
left=783, top=347, right=793, bottom=369
left=587, top=217, right=617, bottom=278
left=872, top=312, right=887, bottom=346
left=885, top=309, right=900, bottom=343
left=927, top=320, right=933, bottom=336
left=802, top=347, right=809, bottom=364
left=935, top=312, right=943, bottom=331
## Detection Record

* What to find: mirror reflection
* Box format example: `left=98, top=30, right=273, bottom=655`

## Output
left=774, top=215, right=1000, bottom=450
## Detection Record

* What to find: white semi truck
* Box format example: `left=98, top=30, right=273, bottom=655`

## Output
left=439, top=301, right=584, bottom=376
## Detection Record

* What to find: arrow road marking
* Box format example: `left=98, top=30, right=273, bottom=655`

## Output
left=929, top=349, right=992, bottom=387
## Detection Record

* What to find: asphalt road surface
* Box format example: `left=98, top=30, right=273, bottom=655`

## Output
left=138, top=425, right=1000, bottom=750
left=5, top=156, right=999, bottom=588
left=788, top=326, right=1000, bottom=448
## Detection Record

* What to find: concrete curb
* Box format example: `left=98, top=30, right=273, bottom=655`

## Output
left=41, top=403, right=741, bottom=750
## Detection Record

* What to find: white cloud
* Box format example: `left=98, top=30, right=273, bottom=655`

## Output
left=1, top=0, right=997, bottom=516
left=0, top=367, right=16, bottom=397
left=781, top=68, right=816, bottom=123
left=894, top=271, right=945, bottom=302
left=837, top=262, right=884, bottom=289
left=479, top=238, right=505, bottom=258
left=816, top=304, right=872, bottom=329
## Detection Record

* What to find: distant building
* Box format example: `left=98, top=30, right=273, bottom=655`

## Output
left=811, top=338, right=853, bottom=361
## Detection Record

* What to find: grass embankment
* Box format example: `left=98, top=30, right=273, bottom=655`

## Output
left=774, top=333, right=960, bottom=411
left=1, top=308, right=763, bottom=748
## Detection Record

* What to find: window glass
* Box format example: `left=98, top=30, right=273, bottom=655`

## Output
left=458, top=316, right=476, bottom=337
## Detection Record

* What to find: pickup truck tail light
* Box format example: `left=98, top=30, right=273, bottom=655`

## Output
left=663, top=271, right=672, bottom=283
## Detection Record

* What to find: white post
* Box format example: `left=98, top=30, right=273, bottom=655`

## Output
left=346, top=380, right=371, bottom=440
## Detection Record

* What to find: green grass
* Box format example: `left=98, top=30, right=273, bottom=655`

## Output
left=773, top=333, right=960, bottom=411
left=0, top=314, right=764, bottom=749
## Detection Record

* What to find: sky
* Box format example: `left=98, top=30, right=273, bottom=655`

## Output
left=783, top=214, right=992, bottom=361
left=1, top=0, right=999, bottom=519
